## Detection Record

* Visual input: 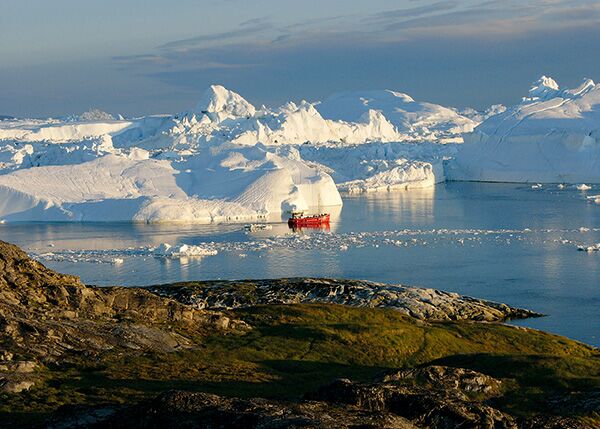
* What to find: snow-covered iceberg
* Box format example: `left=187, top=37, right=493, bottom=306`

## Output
left=448, top=76, right=600, bottom=183
left=1, top=84, right=478, bottom=223
left=1, top=83, right=508, bottom=222
left=317, top=90, right=477, bottom=144
left=296, top=141, right=451, bottom=193
left=0, top=146, right=341, bottom=222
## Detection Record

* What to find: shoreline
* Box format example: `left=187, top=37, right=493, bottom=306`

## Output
left=1, top=240, right=599, bottom=427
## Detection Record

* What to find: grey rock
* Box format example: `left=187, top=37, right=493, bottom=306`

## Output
left=148, top=277, right=543, bottom=322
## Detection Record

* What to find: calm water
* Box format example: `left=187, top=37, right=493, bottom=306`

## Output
left=1, top=182, right=599, bottom=346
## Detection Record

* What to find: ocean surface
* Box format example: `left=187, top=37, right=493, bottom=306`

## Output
left=1, top=182, right=599, bottom=346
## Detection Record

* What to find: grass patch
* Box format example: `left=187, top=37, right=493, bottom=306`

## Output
left=1, top=303, right=599, bottom=426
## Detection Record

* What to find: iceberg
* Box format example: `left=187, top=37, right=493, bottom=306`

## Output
left=297, top=141, right=452, bottom=193
left=1, top=84, right=477, bottom=223
left=448, top=76, right=600, bottom=183
left=3, top=82, right=529, bottom=222
left=0, top=146, right=341, bottom=222
left=317, top=89, right=477, bottom=143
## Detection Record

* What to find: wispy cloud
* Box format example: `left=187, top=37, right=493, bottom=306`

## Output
left=159, top=21, right=274, bottom=50
left=239, top=17, right=270, bottom=27
left=365, top=0, right=460, bottom=23
left=114, top=0, right=600, bottom=76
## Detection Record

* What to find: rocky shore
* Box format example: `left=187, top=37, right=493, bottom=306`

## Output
left=0, top=240, right=598, bottom=428
left=148, top=277, right=542, bottom=322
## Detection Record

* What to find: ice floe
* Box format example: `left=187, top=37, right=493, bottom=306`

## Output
left=30, top=226, right=600, bottom=264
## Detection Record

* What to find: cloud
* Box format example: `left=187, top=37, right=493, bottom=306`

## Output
left=239, top=17, right=270, bottom=27
left=382, top=6, right=533, bottom=32
left=372, top=1, right=600, bottom=37
left=113, top=54, right=168, bottom=66
left=282, top=14, right=349, bottom=31
left=541, top=2, right=600, bottom=22
left=148, top=0, right=600, bottom=58
left=158, top=21, right=274, bottom=50
left=112, top=0, right=600, bottom=89
left=366, top=0, right=460, bottom=23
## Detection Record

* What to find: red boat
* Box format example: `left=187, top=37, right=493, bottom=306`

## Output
left=287, top=211, right=330, bottom=228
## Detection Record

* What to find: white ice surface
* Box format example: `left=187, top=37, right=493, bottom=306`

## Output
left=5, top=77, right=599, bottom=223
left=0, top=146, right=341, bottom=222
left=1, top=85, right=477, bottom=222
left=448, top=76, right=600, bottom=183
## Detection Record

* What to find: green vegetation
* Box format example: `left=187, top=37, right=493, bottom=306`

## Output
left=1, top=304, right=599, bottom=426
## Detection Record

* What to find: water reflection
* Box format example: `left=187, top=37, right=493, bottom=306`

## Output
left=2, top=204, right=344, bottom=252
left=342, top=187, right=436, bottom=229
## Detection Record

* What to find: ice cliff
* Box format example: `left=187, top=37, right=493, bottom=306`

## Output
left=448, top=76, right=600, bottom=183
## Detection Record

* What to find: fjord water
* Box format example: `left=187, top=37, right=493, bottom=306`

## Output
left=1, top=182, right=599, bottom=346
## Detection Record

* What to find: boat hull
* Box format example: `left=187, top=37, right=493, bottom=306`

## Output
left=287, top=214, right=330, bottom=227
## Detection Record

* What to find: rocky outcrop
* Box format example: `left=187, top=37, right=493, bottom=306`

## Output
left=0, top=240, right=242, bottom=387
left=0, top=240, right=596, bottom=428
left=307, top=366, right=516, bottom=428
left=91, top=390, right=417, bottom=429
left=40, top=366, right=600, bottom=429
left=70, top=365, right=513, bottom=428
left=0, top=240, right=230, bottom=326
left=149, top=277, right=542, bottom=322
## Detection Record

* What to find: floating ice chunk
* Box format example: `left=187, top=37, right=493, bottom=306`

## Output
left=577, top=243, right=600, bottom=252
left=577, top=184, right=592, bottom=191
left=153, top=242, right=217, bottom=258
left=531, top=183, right=543, bottom=189
left=557, top=184, right=566, bottom=189
left=579, top=227, right=590, bottom=232
left=586, top=195, right=600, bottom=204
left=153, top=243, right=173, bottom=256
left=244, top=224, right=273, bottom=232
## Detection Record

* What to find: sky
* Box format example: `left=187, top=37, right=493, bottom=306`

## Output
left=1, top=0, right=600, bottom=117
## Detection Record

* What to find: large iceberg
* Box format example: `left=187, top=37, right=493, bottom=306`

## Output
left=0, top=85, right=476, bottom=223
left=296, top=141, right=452, bottom=193
left=0, top=146, right=341, bottom=222
left=448, top=76, right=600, bottom=183
left=317, top=90, right=477, bottom=144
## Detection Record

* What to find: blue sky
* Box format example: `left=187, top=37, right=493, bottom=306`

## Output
left=1, top=0, right=600, bottom=117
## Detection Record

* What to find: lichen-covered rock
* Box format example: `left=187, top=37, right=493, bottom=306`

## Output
left=0, top=379, right=35, bottom=393
left=0, top=240, right=244, bottom=363
left=149, top=277, right=542, bottom=322
left=307, top=367, right=516, bottom=428
left=85, top=390, right=418, bottom=429
left=85, top=366, right=515, bottom=428
left=382, top=366, right=503, bottom=397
